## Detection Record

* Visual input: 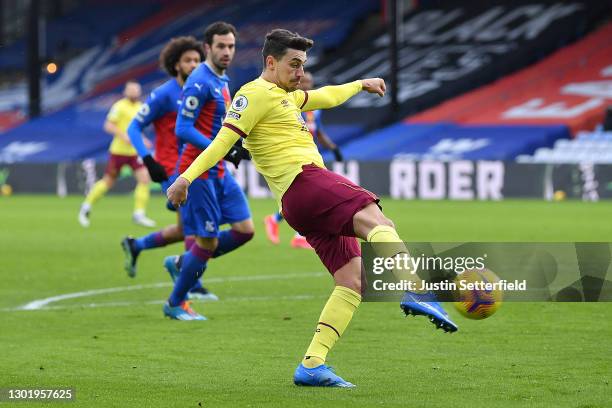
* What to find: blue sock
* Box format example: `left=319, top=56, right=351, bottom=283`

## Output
left=274, top=212, right=283, bottom=223
left=213, top=229, right=254, bottom=258
left=134, top=231, right=166, bottom=252
left=168, top=245, right=213, bottom=306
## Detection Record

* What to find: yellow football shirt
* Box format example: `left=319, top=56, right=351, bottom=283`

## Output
left=223, top=77, right=362, bottom=205
left=106, top=98, right=142, bottom=156
left=181, top=77, right=362, bottom=208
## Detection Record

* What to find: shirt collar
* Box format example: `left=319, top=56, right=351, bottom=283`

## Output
left=204, top=62, right=229, bottom=82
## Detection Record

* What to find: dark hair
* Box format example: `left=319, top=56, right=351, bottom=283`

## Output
left=204, top=21, right=237, bottom=46
left=262, top=29, right=313, bottom=66
left=159, top=36, right=205, bottom=77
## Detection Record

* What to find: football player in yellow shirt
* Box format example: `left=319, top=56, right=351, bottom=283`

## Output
left=78, top=80, right=155, bottom=228
left=167, top=29, right=458, bottom=387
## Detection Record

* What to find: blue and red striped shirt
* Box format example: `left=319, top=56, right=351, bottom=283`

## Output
left=176, top=63, right=231, bottom=180
left=128, top=78, right=182, bottom=175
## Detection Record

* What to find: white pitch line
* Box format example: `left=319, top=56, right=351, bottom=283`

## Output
left=4, top=294, right=327, bottom=312
left=12, top=272, right=326, bottom=312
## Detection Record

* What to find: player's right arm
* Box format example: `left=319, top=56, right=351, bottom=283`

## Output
left=167, top=86, right=267, bottom=207
left=127, top=91, right=167, bottom=182
left=104, top=102, right=130, bottom=143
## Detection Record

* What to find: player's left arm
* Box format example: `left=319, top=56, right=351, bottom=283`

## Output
left=297, top=78, right=386, bottom=111
left=128, top=93, right=168, bottom=182
left=175, top=85, right=213, bottom=150
left=128, top=92, right=163, bottom=158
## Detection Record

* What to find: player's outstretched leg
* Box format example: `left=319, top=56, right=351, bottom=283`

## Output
left=184, top=220, right=253, bottom=300
left=354, top=204, right=458, bottom=333
left=78, top=178, right=111, bottom=227
left=211, top=226, right=254, bottom=258
left=121, top=225, right=183, bottom=278
left=163, top=240, right=213, bottom=320
left=132, top=182, right=156, bottom=227
left=294, top=257, right=361, bottom=388
left=263, top=213, right=282, bottom=244
left=163, top=254, right=219, bottom=301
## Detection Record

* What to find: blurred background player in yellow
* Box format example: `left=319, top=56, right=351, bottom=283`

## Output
left=78, top=80, right=155, bottom=228
left=263, top=71, right=343, bottom=249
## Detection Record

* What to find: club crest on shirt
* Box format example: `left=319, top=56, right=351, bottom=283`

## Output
left=280, top=99, right=289, bottom=108
left=232, top=95, right=248, bottom=111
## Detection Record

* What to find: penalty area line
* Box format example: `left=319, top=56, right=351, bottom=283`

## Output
left=4, top=294, right=327, bottom=312
left=7, top=272, right=326, bottom=312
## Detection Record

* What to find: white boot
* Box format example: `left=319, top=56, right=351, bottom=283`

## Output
left=132, top=210, right=156, bottom=228
left=78, top=203, right=91, bottom=228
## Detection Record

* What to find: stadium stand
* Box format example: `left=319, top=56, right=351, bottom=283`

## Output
left=409, top=23, right=612, bottom=135
left=517, top=130, right=612, bottom=164
left=311, top=0, right=610, bottom=128
left=336, top=18, right=612, bottom=161
left=0, top=0, right=377, bottom=161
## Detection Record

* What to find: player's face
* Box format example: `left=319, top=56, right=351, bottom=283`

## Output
left=124, top=82, right=142, bottom=102
left=176, top=50, right=201, bottom=81
left=298, top=72, right=313, bottom=91
left=206, top=33, right=235, bottom=73
left=275, top=49, right=306, bottom=92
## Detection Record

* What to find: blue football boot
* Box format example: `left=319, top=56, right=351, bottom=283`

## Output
left=163, top=301, right=206, bottom=321
left=400, top=291, right=458, bottom=333
left=163, top=255, right=180, bottom=282
left=293, top=364, right=355, bottom=388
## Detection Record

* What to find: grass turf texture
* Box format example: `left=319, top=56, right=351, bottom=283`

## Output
left=0, top=195, right=610, bottom=407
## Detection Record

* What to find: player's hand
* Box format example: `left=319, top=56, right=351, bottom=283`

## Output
left=360, top=78, right=386, bottom=97
left=143, top=138, right=153, bottom=149
left=142, top=155, right=168, bottom=183
left=332, top=147, right=344, bottom=162
left=224, top=143, right=251, bottom=168
left=166, top=176, right=190, bottom=208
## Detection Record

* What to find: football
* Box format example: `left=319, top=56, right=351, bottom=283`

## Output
left=453, top=268, right=503, bottom=320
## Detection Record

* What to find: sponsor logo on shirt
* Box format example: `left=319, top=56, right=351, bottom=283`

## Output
left=227, top=111, right=241, bottom=120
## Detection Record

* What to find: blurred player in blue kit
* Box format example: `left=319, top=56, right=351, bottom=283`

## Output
left=162, top=22, right=254, bottom=320
left=120, top=36, right=216, bottom=300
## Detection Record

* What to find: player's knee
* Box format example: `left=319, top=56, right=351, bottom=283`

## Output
left=337, top=276, right=361, bottom=294
left=232, top=219, right=255, bottom=236
left=196, top=237, right=218, bottom=251
left=379, top=216, right=395, bottom=229
left=232, top=229, right=254, bottom=244
left=165, top=225, right=183, bottom=242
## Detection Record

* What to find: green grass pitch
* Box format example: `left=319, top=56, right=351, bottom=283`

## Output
left=1, top=195, right=610, bottom=407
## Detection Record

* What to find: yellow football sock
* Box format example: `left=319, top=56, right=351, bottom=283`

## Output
left=84, top=180, right=109, bottom=206
left=302, top=286, right=361, bottom=368
left=366, top=225, right=425, bottom=292
left=134, top=183, right=150, bottom=212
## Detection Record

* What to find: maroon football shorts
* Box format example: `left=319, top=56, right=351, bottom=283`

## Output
left=104, top=153, right=144, bottom=178
left=281, top=164, right=379, bottom=274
